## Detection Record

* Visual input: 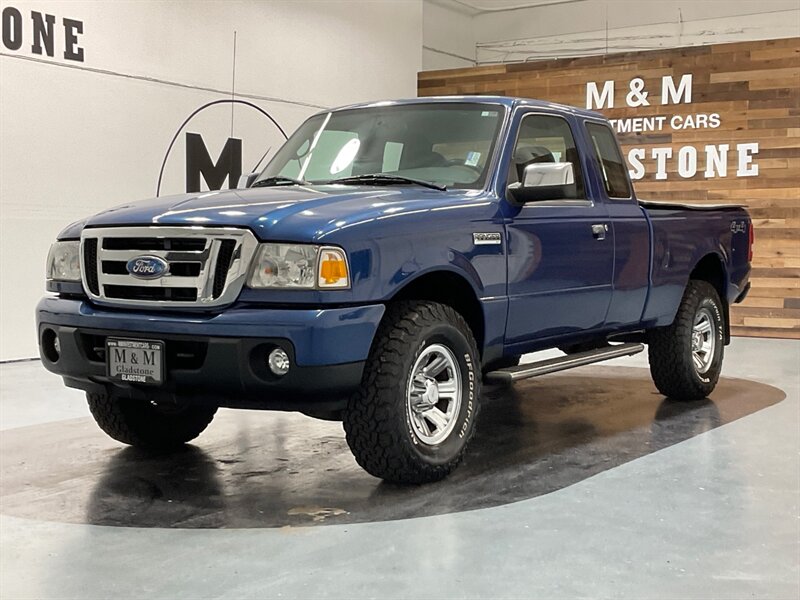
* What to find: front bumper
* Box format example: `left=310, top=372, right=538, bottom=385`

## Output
left=36, top=297, right=385, bottom=410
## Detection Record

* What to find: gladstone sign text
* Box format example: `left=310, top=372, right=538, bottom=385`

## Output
left=586, top=75, right=759, bottom=181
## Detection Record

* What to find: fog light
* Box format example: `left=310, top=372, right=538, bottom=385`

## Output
left=267, top=348, right=290, bottom=376
left=41, top=328, right=60, bottom=363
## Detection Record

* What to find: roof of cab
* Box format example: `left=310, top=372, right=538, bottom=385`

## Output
left=328, top=95, right=604, bottom=120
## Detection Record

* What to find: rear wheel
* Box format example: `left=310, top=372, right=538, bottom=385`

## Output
left=87, top=392, right=217, bottom=452
left=343, top=301, right=480, bottom=484
left=648, top=280, right=724, bottom=401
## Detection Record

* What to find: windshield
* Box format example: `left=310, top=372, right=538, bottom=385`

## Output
left=256, top=103, right=505, bottom=189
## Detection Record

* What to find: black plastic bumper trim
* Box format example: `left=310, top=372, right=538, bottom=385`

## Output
left=735, top=282, right=751, bottom=304
left=38, top=324, right=364, bottom=412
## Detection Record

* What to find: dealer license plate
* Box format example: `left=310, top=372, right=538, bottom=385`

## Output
left=107, top=338, right=164, bottom=385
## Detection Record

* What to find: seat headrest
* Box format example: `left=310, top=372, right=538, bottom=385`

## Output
left=514, top=145, right=555, bottom=164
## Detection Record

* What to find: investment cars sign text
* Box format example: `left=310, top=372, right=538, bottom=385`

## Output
left=586, top=75, right=759, bottom=181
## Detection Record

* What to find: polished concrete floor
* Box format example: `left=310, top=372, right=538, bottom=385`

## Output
left=1, top=337, right=798, bottom=599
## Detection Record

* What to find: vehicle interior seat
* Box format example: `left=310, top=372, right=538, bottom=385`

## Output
left=512, top=145, right=555, bottom=182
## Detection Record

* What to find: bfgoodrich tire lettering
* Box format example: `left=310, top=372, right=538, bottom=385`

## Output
left=648, top=280, right=725, bottom=401
left=343, top=301, right=481, bottom=484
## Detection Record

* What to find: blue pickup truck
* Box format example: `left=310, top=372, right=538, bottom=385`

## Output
left=38, top=97, right=752, bottom=483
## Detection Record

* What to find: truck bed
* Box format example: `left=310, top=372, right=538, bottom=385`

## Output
left=639, top=199, right=746, bottom=212
left=639, top=200, right=751, bottom=327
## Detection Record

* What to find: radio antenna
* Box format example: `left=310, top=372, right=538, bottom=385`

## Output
left=230, top=30, right=237, bottom=138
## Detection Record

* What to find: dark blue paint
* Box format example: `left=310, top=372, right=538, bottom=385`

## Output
left=43, top=96, right=751, bottom=369
left=36, top=297, right=384, bottom=366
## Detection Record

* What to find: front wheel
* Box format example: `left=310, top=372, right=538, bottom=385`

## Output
left=648, top=280, right=725, bottom=401
left=343, top=301, right=480, bottom=484
left=87, top=392, right=217, bottom=452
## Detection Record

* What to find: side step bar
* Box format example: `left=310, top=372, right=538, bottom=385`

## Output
left=485, top=343, right=645, bottom=383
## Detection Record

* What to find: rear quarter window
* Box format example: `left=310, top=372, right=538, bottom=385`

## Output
left=586, top=122, right=631, bottom=199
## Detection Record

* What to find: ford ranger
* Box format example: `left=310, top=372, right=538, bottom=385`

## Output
left=38, top=97, right=753, bottom=483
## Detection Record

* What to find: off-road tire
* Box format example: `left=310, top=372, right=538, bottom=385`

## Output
left=343, top=301, right=481, bottom=484
left=648, top=280, right=724, bottom=401
left=87, top=392, right=217, bottom=451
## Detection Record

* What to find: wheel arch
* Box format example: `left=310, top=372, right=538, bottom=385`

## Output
left=689, top=252, right=730, bottom=343
left=388, top=270, right=486, bottom=357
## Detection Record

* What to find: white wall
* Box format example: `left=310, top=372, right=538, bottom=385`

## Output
left=0, top=0, right=422, bottom=360
left=423, top=0, right=474, bottom=69
left=422, top=0, right=800, bottom=69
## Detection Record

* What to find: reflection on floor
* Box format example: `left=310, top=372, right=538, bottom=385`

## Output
left=1, top=338, right=798, bottom=600
left=0, top=366, right=784, bottom=528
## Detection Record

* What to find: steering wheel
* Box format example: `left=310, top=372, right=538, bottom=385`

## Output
left=443, top=159, right=482, bottom=176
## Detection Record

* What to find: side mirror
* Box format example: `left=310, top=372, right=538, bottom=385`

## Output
left=237, top=172, right=259, bottom=189
left=508, top=162, right=574, bottom=203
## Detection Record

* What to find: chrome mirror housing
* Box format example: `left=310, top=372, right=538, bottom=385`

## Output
left=521, top=162, right=574, bottom=187
left=509, top=163, right=575, bottom=203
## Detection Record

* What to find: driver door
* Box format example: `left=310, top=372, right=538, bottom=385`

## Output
left=504, top=112, right=614, bottom=346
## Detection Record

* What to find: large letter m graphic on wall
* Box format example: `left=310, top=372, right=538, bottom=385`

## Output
left=185, top=132, right=242, bottom=193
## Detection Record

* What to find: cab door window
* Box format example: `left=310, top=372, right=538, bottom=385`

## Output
left=507, top=114, right=585, bottom=199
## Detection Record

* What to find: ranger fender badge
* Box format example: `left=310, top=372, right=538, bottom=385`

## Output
left=473, top=232, right=502, bottom=245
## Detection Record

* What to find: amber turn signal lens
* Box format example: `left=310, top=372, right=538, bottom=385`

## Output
left=318, top=248, right=349, bottom=288
left=320, top=257, right=345, bottom=282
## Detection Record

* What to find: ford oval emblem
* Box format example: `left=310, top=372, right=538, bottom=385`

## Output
left=126, top=256, right=169, bottom=280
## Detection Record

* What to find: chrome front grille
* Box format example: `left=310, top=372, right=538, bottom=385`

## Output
left=80, top=226, right=259, bottom=308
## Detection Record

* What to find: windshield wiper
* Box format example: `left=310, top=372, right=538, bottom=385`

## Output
left=251, top=176, right=309, bottom=187
left=323, top=174, right=446, bottom=191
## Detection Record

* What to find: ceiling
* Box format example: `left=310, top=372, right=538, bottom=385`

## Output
left=448, top=0, right=585, bottom=13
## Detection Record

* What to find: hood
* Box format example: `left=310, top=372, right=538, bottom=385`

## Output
left=77, top=185, right=484, bottom=242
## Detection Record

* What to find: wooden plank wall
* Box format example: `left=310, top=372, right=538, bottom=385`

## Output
left=418, top=37, right=800, bottom=339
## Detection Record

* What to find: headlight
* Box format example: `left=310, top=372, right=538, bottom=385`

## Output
left=46, top=241, right=81, bottom=282
left=247, top=243, right=350, bottom=289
